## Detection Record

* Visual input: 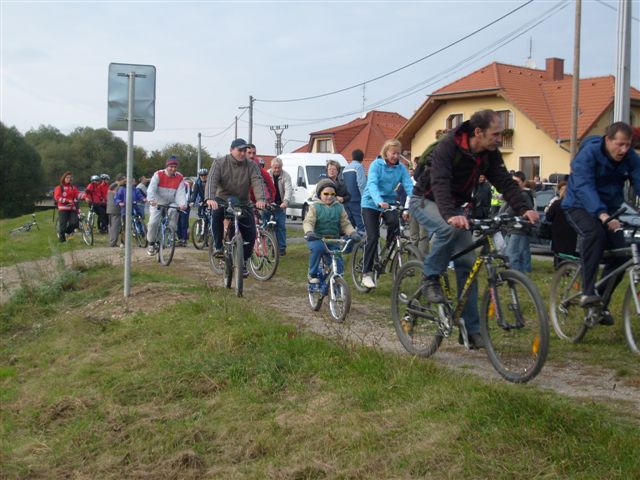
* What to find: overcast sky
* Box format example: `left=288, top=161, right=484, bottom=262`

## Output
left=2, top=0, right=638, bottom=159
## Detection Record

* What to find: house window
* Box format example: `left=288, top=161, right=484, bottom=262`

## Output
left=496, top=110, right=514, bottom=129
left=316, top=139, right=332, bottom=153
left=519, top=156, right=540, bottom=181
left=446, top=114, right=463, bottom=130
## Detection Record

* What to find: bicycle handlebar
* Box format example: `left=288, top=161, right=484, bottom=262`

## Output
left=320, top=237, right=353, bottom=254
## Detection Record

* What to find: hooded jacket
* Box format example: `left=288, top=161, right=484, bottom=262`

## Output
left=361, top=156, right=413, bottom=211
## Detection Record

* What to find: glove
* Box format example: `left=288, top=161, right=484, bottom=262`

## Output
left=304, top=232, right=320, bottom=241
left=349, top=231, right=362, bottom=243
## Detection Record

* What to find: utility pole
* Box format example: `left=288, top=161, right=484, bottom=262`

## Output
left=234, top=115, right=238, bottom=138
left=197, top=132, right=201, bottom=174
left=270, top=125, right=289, bottom=155
left=570, top=0, right=581, bottom=160
left=614, top=0, right=632, bottom=123
left=249, top=95, right=254, bottom=144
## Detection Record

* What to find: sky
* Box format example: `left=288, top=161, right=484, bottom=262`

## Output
left=1, top=0, right=639, bottom=160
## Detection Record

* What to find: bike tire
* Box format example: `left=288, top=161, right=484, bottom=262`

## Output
left=191, top=218, right=206, bottom=250
left=233, top=235, right=244, bottom=297
left=622, top=282, right=640, bottom=355
left=81, top=218, right=94, bottom=246
left=249, top=228, right=279, bottom=281
left=308, top=286, right=323, bottom=311
left=134, top=219, right=148, bottom=248
left=390, top=243, right=422, bottom=280
left=549, top=261, right=589, bottom=343
left=159, top=226, right=176, bottom=266
left=391, top=260, right=443, bottom=357
left=209, top=240, right=225, bottom=274
left=480, top=269, right=549, bottom=383
left=328, top=276, right=351, bottom=323
left=350, top=241, right=372, bottom=293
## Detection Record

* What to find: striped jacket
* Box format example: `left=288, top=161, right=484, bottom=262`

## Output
left=147, top=169, right=187, bottom=207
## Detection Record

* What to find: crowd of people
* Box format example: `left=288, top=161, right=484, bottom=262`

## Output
left=52, top=111, right=640, bottom=340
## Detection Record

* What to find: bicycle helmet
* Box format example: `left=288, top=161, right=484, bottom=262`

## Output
left=90, top=175, right=100, bottom=182
left=198, top=168, right=209, bottom=176
left=100, top=173, right=110, bottom=181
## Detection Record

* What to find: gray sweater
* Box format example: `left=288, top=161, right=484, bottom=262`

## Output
left=206, top=154, right=266, bottom=204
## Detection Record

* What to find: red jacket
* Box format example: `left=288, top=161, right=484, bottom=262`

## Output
left=85, top=182, right=107, bottom=205
left=250, top=167, right=276, bottom=204
left=98, top=181, right=109, bottom=205
left=54, top=184, right=80, bottom=211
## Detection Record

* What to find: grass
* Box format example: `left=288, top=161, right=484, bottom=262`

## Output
left=1, top=263, right=639, bottom=479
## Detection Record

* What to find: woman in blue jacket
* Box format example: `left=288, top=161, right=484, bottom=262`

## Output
left=360, top=139, right=414, bottom=289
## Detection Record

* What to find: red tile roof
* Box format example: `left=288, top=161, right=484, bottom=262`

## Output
left=398, top=59, right=640, bottom=145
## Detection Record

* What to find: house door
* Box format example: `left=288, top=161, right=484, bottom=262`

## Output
left=519, top=156, right=540, bottom=181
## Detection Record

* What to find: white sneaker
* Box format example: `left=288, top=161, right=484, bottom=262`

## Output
left=307, top=275, right=320, bottom=284
left=362, top=274, right=376, bottom=289
left=147, top=245, right=156, bottom=256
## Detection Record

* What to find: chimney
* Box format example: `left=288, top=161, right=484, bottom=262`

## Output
left=544, top=58, right=564, bottom=81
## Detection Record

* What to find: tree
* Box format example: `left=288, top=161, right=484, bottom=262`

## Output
left=143, top=143, right=214, bottom=178
left=0, top=123, right=45, bottom=218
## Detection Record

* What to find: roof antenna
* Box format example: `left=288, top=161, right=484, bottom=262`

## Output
left=525, top=37, right=536, bottom=69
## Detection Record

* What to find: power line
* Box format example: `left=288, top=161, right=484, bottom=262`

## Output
left=594, top=0, right=640, bottom=22
left=254, top=0, right=534, bottom=103
left=201, top=108, right=247, bottom=138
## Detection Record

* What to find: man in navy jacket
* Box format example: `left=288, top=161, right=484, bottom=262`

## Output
left=563, top=122, right=640, bottom=322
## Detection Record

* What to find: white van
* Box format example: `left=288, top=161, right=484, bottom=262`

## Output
left=275, top=153, right=348, bottom=220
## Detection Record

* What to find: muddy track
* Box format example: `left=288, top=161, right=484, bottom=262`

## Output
left=2, top=247, right=639, bottom=417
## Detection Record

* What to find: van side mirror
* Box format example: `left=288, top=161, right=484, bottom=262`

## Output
left=297, top=177, right=306, bottom=188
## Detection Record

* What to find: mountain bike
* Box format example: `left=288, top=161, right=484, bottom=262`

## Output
left=391, top=215, right=549, bottom=383
left=191, top=204, right=211, bottom=250
left=150, top=204, right=178, bottom=266
left=10, top=214, right=39, bottom=234
left=308, top=238, right=353, bottom=322
left=549, top=212, right=640, bottom=354
left=78, top=208, right=94, bottom=246
left=249, top=205, right=279, bottom=281
left=351, top=205, right=421, bottom=292
left=120, top=205, right=148, bottom=248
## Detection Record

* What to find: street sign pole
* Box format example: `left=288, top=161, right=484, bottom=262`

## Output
left=124, top=72, right=136, bottom=297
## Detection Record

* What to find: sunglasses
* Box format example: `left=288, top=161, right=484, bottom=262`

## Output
left=321, top=192, right=336, bottom=197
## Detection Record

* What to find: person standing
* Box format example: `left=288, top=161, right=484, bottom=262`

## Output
left=107, top=174, right=126, bottom=247
left=176, top=178, right=192, bottom=247
left=53, top=171, right=80, bottom=243
left=500, top=171, right=534, bottom=273
left=267, top=157, right=293, bottom=256
left=472, top=174, right=492, bottom=219
left=343, top=149, right=366, bottom=233
left=545, top=181, right=577, bottom=268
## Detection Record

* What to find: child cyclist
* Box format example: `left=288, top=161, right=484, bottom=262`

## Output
left=303, top=179, right=362, bottom=283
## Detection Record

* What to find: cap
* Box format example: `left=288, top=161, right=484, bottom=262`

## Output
left=166, top=155, right=179, bottom=167
left=316, top=178, right=337, bottom=197
left=230, top=138, right=248, bottom=150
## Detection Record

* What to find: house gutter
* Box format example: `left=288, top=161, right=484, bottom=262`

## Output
left=556, top=138, right=571, bottom=153
left=429, top=87, right=501, bottom=97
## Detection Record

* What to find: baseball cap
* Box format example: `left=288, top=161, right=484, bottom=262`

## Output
left=166, top=155, right=179, bottom=167
left=230, top=138, right=248, bottom=150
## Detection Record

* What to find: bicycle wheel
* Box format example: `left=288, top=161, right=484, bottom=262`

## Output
left=480, top=269, right=549, bottom=383
left=328, top=276, right=351, bottom=323
left=191, top=218, right=206, bottom=250
left=350, top=241, right=371, bottom=293
left=249, top=228, right=279, bottom=281
left=81, top=218, right=93, bottom=246
left=391, top=260, right=443, bottom=357
left=308, top=284, right=324, bottom=311
left=549, top=261, right=588, bottom=343
left=390, top=243, right=422, bottom=280
left=233, top=235, right=244, bottom=297
left=134, top=219, right=148, bottom=248
left=622, top=280, right=640, bottom=355
left=159, top=226, right=176, bottom=266
left=209, top=239, right=225, bottom=274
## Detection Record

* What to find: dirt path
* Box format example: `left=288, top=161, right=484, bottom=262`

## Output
left=2, top=247, right=639, bottom=416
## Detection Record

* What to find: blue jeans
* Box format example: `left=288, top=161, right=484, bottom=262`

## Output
left=346, top=200, right=364, bottom=233
left=307, top=240, right=344, bottom=278
left=504, top=234, right=531, bottom=273
left=177, top=208, right=190, bottom=241
left=263, top=207, right=287, bottom=253
left=409, top=195, right=479, bottom=334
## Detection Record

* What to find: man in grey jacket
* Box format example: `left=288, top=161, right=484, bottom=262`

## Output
left=206, top=138, right=267, bottom=274
left=267, top=157, right=293, bottom=255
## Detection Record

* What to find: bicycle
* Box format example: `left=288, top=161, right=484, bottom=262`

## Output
left=391, top=215, right=549, bottom=383
left=308, top=238, right=353, bottom=322
left=249, top=204, right=279, bottom=281
left=351, top=205, right=421, bottom=292
left=10, top=214, right=39, bottom=234
left=77, top=208, right=94, bottom=246
left=549, top=212, right=640, bottom=354
left=120, top=204, right=148, bottom=248
left=149, top=204, right=178, bottom=266
left=191, top=204, right=211, bottom=250
left=208, top=199, right=250, bottom=297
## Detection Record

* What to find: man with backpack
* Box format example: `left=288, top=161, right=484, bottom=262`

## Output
left=409, top=109, right=538, bottom=349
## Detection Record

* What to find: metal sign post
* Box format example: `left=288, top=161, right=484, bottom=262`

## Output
left=108, top=63, right=156, bottom=298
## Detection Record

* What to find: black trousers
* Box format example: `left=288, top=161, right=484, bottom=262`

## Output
left=565, top=208, right=626, bottom=303
left=93, top=204, right=108, bottom=232
left=58, top=210, right=79, bottom=239
left=362, top=207, right=399, bottom=274
left=211, top=202, right=256, bottom=261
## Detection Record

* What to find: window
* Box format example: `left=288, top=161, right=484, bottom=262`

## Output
left=496, top=110, right=514, bottom=129
left=316, top=139, right=332, bottom=153
left=519, top=156, right=540, bottom=181
left=446, top=114, right=463, bottom=130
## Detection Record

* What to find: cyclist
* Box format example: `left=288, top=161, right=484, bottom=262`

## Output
left=410, top=109, right=538, bottom=349
left=303, top=179, right=361, bottom=283
left=146, top=156, right=188, bottom=255
left=563, top=121, right=640, bottom=323
left=360, top=139, right=414, bottom=289
left=84, top=174, right=108, bottom=233
left=246, top=145, right=276, bottom=205
left=115, top=176, right=145, bottom=218
left=53, top=171, right=80, bottom=243
left=267, top=157, right=293, bottom=256
left=190, top=168, right=209, bottom=219
left=206, top=138, right=267, bottom=276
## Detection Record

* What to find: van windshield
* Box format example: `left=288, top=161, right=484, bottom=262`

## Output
left=306, top=166, right=326, bottom=185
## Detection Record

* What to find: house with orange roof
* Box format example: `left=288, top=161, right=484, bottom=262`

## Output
left=396, top=58, right=640, bottom=180
left=294, top=110, right=408, bottom=171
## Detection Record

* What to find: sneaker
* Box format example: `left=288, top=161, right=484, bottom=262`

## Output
left=307, top=275, right=320, bottom=284
left=212, top=247, right=224, bottom=258
left=147, top=244, right=157, bottom=256
left=599, top=310, right=614, bottom=326
left=422, top=276, right=445, bottom=303
left=280, top=250, right=286, bottom=257
left=468, top=333, right=485, bottom=350
left=362, top=274, right=376, bottom=289
left=243, top=263, right=249, bottom=278
left=580, top=294, right=601, bottom=307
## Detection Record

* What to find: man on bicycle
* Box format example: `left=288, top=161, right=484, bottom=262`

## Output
left=563, top=122, right=640, bottom=324
left=190, top=168, right=209, bottom=219
left=410, top=109, right=538, bottom=349
left=146, top=156, right=188, bottom=255
left=206, top=138, right=267, bottom=276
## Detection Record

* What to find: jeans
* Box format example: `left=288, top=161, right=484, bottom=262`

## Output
left=307, top=240, right=344, bottom=277
left=263, top=206, right=287, bottom=253
left=504, top=234, right=531, bottom=273
left=211, top=202, right=256, bottom=261
left=346, top=200, right=364, bottom=233
left=177, top=208, right=190, bottom=241
left=409, top=195, right=479, bottom=334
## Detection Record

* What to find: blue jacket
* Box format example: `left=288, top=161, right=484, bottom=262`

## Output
left=115, top=185, right=146, bottom=217
left=361, top=157, right=413, bottom=211
left=563, top=135, right=640, bottom=217
left=343, top=161, right=366, bottom=202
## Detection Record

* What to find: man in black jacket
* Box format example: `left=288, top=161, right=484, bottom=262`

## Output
left=409, top=109, right=538, bottom=348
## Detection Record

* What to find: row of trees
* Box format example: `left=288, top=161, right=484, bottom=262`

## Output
left=0, top=122, right=215, bottom=218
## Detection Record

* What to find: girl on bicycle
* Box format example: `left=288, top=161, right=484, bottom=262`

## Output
left=53, top=171, right=80, bottom=243
left=360, top=139, right=414, bottom=288
left=303, top=179, right=361, bottom=283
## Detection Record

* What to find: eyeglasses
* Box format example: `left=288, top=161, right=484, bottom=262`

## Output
left=321, top=192, right=336, bottom=197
